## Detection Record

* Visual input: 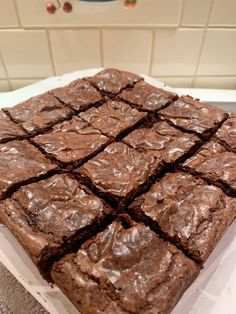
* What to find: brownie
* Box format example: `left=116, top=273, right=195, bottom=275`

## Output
left=0, top=110, right=26, bottom=143
left=80, top=100, right=147, bottom=138
left=0, top=140, right=56, bottom=199
left=0, top=174, right=114, bottom=280
left=86, top=68, right=143, bottom=96
left=123, top=121, right=201, bottom=164
left=75, top=142, right=162, bottom=208
left=182, top=140, right=236, bottom=196
left=129, top=172, right=236, bottom=263
left=5, top=92, right=73, bottom=135
left=158, top=96, right=228, bottom=139
left=52, top=219, right=199, bottom=314
left=119, top=81, right=177, bottom=112
left=51, top=79, right=102, bottom=112
left=214, top=115, right=236, bottom=152
left=33, top=117, right=111, bottom=167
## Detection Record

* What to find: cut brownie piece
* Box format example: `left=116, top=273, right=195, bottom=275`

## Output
left=0, top=140, right=56, bottom=199
left=123, top=121, right=201, bottom=164
left=80, top=100, right=147, bottom=138
left=158, top=96, right=228, bottom=139
left=86, top=68, right=143, bottom=96
left=182, top=140, right=236, bottom=196
left=52, top=219, right=199, bottom=314
left=5, top=92, right=73, bottom=135
left=51, top=79, right=102, bottom=112
left=33, top=117, right=111, bottom=167
left=119, top=81, right=177, bottom=112
left=0, top=174, right=114, bottom=281
left=214, top=115, right=236, bottom=152
left=0, top=110, right=26, bottom=143
left=75, top=142, right=162, bottom=208
left=129, top=172, right=236, bottom=263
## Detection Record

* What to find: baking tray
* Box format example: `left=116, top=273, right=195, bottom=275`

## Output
left=0, top=69, right=235, bottom=314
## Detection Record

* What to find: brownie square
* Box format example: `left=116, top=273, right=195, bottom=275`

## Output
left=0, top=110, right=26, bottom=143
left=119, top=81, right=177, bottom=112
left=214, top=115, right=236, bottom=152
left=5, top=92, right=73, bottom=135
left=51, top=79, right=102, bottom=112
left=129, top=172, right=236, bottom=263
left=0, top=174, right=114, bottom=280
left=158, top=96, right=228, bottom=139
left=75, top=142, right=162, bottom=208
left=52, top=219, right=199, bottom=314
left=33, top=117, right=111, bottom=167
left=80, top=100, right=147, bottom=138
left=86, top=68, right=143, bottom=95
left=0, top=140, right=56, bottom=199
left=182, top=140, right=236, bottom=196
left=123, top=121, right=201, bottom=164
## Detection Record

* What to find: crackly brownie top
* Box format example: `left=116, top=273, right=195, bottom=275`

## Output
left=119, top=81, right=177, bottom=112
left=78, top=142, right=161, bottom=198
left=183, top=140, right=236, bottom=190
left=158, top=96, right=227, bottom=137
left=80, top=100, right=147, bottom=137
left=0, top=140, right=56, bottom=198
left=51, top=79, right=102, bottom=111
left=33, top=117, right=110, bottom=164
left=87, top=68, right=143, bottom=95
left=215, top=115, right=236, bottom=152
left=123, top=121, right=200, bottom=164
left=0, top=110, right=26, bottom=142
left=6, top=93, right=72, bottom=134
left=55, top=220, right=199, bottom=313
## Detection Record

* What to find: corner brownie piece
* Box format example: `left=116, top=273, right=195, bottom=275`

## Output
left=0, top=174, right=114, bottom=280
left=52, top=219, right=199, bottom=314
left=0, top=140, right=56, bottom=199
left=5, top=92, right=73, bottom=135
left=129, top=172, right=236, bottom=263
left=75, top=142, right=162, bottom=208
left=0, top=110, right=26, bottom=143
left=51, top=79, right=102, bottom=112
left=158, top=96, right=227, bottom=139
left=182, top=140, right=236, bottom=196
left=86, top=68, right=143, bottom=96
left=214, top=115, right=236, bottom=152
left=80, top=100, right=147, bottom=138
left=33, top=117, right=111, bottom=167
left=123, top=121, right=201, bottom=164
left=119, top=81, right=177, bottom=112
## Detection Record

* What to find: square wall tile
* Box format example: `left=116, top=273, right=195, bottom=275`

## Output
left=0, top=30, right=53, bottom=78
left=209, top=0, right=236, bottom=26
left=152, top=29, right=204, bottom=76
left=181, top=0, right=212, bottom=26
left=103, top=30, right=152, bottom=74
left=194, top=77, right=236, bottom=89
left=0, top=0, right=19, bottom=27
left=10, top=79, right=41, bottom=91
left=0, top=81, right=10, bottom=92
left=155, top=77, right=194, bottom=88
left=198, top=30, right=236, bottom=75
left=0, top=57, right=6, bottom=79
left=50, top=30, right=101, bottom=75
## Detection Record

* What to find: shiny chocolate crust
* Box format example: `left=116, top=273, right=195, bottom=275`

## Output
left=0, top=140, right=56, bottom=199
left=214, top=115, right=236, bottom=152
left=119, top=81, right=177, bottom=112
left=51, top=79, right=102, bottom=112
left=158, top=96, right=228, bottom=139
left=0, top=110, right=26, bottom=143
left=87, top=68, right=143, bottom=95
left=80, top=100, right=147, bottom=138
left=0, top=174, right=113, bottom=280
left=5, top=92, right=73, bottom=135
left=123, top=121, right=201, bottom=164
left=33, top=117, right=111, bottom=166
left=52, top=220, right=199, bottom=314
left=129, top=172, right=236, bottom=263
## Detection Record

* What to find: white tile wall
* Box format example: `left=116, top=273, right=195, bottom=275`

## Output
left=181, top=0, right=212, bottom=26
left=209, top=0, right=236, bottom=26
left=0, top=0, right=19, bottom=28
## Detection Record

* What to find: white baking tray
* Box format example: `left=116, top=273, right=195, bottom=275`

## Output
left=0, top=69, right=235, bottom=314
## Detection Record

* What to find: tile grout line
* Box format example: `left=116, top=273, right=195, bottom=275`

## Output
left=0, top=52, right=12, bottom=91
left=12, top=0, right=23, bottom=29
left=45, top=29, right=56, bottom=76
left=148, top=29, right=155, bottom=77
left=99, top=29, right=104, bottom=68
left=178, top=0, right=186, bottom=27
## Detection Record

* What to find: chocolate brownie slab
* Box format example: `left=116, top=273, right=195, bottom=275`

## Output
left=214, top=115, right=236, bottom=152
left=80, top=100, right=147, bottom=138
left=0, top=110, right=26, bottom=143
left=129, top=172, right=236, bottom=263
left=52, top=219, right=199, bottom=314
left=158, top=96, right=227, bottom=139
left=119, top=81, right=177, bottom=112
left=0, top=174, right=114, bottom=280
